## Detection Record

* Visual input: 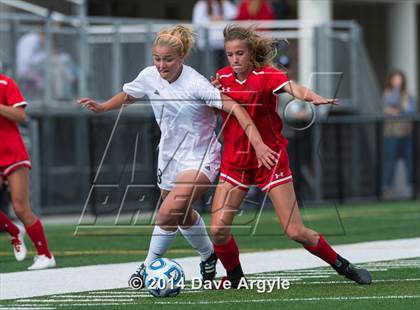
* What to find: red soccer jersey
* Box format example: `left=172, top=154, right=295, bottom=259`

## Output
left=0, top=74, right=30, bottom=167
left=218, top=65, right=289, bottom=169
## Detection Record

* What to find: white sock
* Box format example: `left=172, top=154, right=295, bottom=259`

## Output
left=179, top=214, right=213, bottom=262
left=144, top=225, right=178, bottom=266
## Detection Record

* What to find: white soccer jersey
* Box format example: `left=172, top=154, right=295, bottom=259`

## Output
left=123, top=65, right=223, bottom=189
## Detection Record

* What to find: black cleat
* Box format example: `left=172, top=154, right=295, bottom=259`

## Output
left=332, top=256, right=372, bottom=285
left=128, top=263, right=146, bottom=289
left=200, top=252, right=218, bottom=282
left=227, top=264, right=246, bottom=288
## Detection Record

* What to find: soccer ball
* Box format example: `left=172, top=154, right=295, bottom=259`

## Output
left=282, top=99, right=316, bottom=130
left=144, top=258, right=185, bottom=297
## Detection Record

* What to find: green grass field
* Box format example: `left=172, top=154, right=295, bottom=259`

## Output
left=1, top=201, right=419, bottom=309
left=1, top=258, right=419, bottom=309
left=1, top=201, right=419, bottom=272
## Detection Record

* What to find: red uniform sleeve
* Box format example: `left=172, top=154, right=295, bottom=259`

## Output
left=235, top=2, right=249, bottom=20
left=235, top=0, right=275, bottom=20
left=259, top=2, right=275, bottom=20
left=5, top=77, right=27, bottom=108
left=264, top=68, right=290, bottom=94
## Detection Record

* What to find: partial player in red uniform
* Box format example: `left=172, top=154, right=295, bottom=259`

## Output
left=210, top=25, right=371, bottom=286
left=0, top=74, right=55, bottom=270
left=235, top=0, right=275, bottom=21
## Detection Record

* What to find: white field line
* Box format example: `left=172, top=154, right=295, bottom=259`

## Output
left=248, top=275, right=331, bottom=279
left=88, top=291, right=138, bottom=294
left=28, top=278, right=418, bottom=302
left=50, top=294, right=145, bottom=298
left=5, top=278, right=420, bottom=308
left=1, top=237, right=419, bottom=300
left=0, top=308, right=55, bottom=310
left=153, top=295, right=420, bottom=305
left=0, top=307, right=55, bottom=310
left=296, top=278, right=420, bottom=285
left=16, top=299, right=135, bottom=303
left=57, top=302, right=133, bottom=308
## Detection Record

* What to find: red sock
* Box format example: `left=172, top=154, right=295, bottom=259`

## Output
left=0, top=211, right=19, bottom=237
left=304, top=234, right=337, bottom=265
left=25, top=219, right=52, bottom=258
left=213, top=236, right=240, bottom=271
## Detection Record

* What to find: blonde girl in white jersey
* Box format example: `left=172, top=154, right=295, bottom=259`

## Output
left=78, top=25, right=277, bottom=288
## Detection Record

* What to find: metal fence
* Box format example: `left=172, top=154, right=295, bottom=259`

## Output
left=26, top=109, right=420, bottom=215
left=2, top=13, right=416, bottom=215
left=1, top=15, right=361, bottom=104
left=287, top=116, right=420, bottom=204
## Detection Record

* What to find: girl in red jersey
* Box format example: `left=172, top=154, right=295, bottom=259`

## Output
left=0, top=74, right=55, bottom=270
left=210, top=25, right=371, bottom=286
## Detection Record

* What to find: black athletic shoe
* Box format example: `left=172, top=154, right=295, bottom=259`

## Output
left=200, top=252, right=218, bottom=282
left=128, top=263, right=146, bottom=289
left=227, top=264, right=246, bottom=288
left=332, top=256, right=372, bottom=285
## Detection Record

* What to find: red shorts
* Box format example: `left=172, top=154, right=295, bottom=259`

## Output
left=0, top=160, right=32, bottom=178
left=220, top=148, right=293, bottom=192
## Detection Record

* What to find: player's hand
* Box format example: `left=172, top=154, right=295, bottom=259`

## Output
left=210, top=74, right=222, bottom=89
left=310, top=95, right=339, bottom=106
left=77, top=98, right=105, bottom=113
left=255, top=143, right=278, bottom=170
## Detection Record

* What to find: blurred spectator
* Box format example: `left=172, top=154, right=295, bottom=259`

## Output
left=16, top=32, right=46, bottom=99
left=383, top=70, right=417, bottom=196
left=51, top=48, right=78, bottom=100
left=193, top=0, right=237, bottom=50
left=193, top=0, right=237, bottom=68
left=16, top=31, right=78, bottom=101
left=235, top=0, right=275, bottom=21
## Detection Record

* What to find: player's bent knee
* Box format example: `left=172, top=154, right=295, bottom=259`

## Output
left=156, top=210, right=180, bottom=227
left=285, top=227, right=306, bottom=243
left=12, top=204, right=34, bottom=223
left=156, top=216, right=179, bottom=228
left=12, top=202, right=30, bottom=216
left=210, top=226, right=230, bottom=244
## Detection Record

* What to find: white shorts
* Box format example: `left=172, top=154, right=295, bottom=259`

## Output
left=157, top=155, right=220, bottom=191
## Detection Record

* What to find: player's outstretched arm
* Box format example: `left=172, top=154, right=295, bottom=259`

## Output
left=283, top=81, right=338, bottom=106
left=220, top=93, right=278, bottom=170
left=0, top=105, right=26, bottom=123
left=78, top=92, right=136, bottom=113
